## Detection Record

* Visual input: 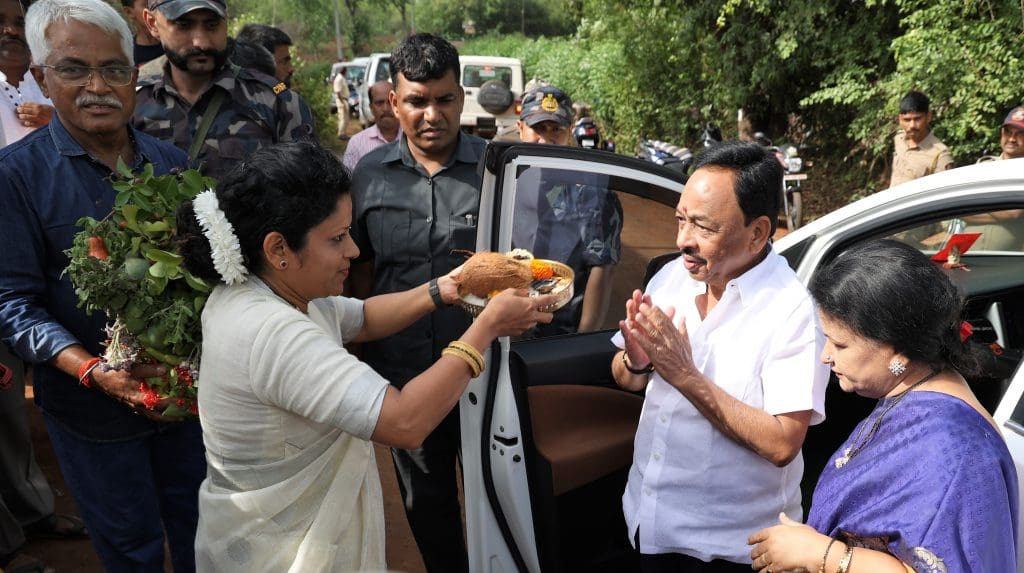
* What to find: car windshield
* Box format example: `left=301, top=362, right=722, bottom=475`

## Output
left=345, top=66, right=365, bottom=82
left=374, top=60, right=390, bottom=83
left=884, top=208, right=1024, bottom=254
left=463, top=65, right=513, bottom=88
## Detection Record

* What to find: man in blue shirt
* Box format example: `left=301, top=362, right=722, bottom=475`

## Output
left=0, top=1, right=205, bottom=571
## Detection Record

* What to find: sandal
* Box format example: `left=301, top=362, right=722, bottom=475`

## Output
left=23, top=513, right=89, bottom=540
left=1, top=553, right=55, bottom=573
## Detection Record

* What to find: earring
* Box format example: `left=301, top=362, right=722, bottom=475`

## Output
left=279, top=260, right=288, bottom=269
left=888, top=359, right=907, bottom=376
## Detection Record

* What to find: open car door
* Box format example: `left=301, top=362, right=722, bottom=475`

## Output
left=462, top=143, right=686, bottom=573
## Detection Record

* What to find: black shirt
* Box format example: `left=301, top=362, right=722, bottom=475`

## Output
left=350, top=133, right=487, bottom=387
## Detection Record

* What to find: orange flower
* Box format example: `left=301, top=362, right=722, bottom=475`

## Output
left=530, top=260, right=553, bottom=279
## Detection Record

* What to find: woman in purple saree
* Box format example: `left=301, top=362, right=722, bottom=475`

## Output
left=748, top=239, right=1018, bottom=573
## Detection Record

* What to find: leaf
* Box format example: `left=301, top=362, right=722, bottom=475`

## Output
left=148, top=261, right=169, bottom=278
left=115, top=156, right=133, bottom=179
left=184, top=272, right=211, bottom=293
left=122, top=205, right=143, bottom=230
left=160, top=403, right=190, bottom=418
left=182, top=170, right=205, bottom=195
left=147, top=274, right=168, bottom=295
left=140, top=221, right=169, bottom=234
left=143, top=246, right=182, bottom=264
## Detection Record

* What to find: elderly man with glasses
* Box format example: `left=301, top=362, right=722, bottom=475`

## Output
left=0, top=1, right=205, bottom=571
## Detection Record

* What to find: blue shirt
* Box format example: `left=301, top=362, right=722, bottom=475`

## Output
left=0, top=116, right=189, bottom=440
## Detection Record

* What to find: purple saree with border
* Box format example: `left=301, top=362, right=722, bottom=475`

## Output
left=807, top=391, right=1018, bottom=572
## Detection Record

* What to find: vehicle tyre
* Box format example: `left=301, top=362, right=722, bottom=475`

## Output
left=477, top=79, right=513, bottom=115
left=787, top=190, right=803, bottom=230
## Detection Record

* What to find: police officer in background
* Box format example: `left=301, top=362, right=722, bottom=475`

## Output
left=511, top=85, right=622, bottom=335
left=132, top=0, right=315, bottom=181
left=978, top=105, right=1024, bottom=162
left=888, top=90, right=954, bottom=188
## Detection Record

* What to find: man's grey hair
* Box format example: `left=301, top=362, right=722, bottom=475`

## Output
left=26, top=0, right=134, bottom=67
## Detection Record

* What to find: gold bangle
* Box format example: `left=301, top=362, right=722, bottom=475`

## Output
left=448, top=341, right=484, bottom=372
left=836, top=548, right=854, bottom=573
left=819, top=538, right=838, bottom=573
left=445, top=345, right=482, bottom=374
left=442, top=347, right=482, bottom=377
left=449, top=346, right=484, bottom=377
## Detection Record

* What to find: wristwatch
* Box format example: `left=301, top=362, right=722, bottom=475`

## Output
left=621, top=351, right=654, bottom=375
left=428, top=278, right=447, bottom=309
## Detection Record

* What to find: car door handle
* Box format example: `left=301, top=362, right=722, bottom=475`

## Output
left=493, top=434, right=519, bottom=447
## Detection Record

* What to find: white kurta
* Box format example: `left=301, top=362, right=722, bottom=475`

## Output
left=195, top=278, right=390, bottom=572
left=612, top=248, right=830, bottom=562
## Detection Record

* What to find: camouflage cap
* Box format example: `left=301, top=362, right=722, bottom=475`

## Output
left=520, top=86, right=573, bottom=128
left=1002, top=106, right=1024, bottom=131
left=148, top=0, right=226, bottom=20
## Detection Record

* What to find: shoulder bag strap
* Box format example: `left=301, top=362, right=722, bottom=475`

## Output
left=188, top=89, right=226, bottom=163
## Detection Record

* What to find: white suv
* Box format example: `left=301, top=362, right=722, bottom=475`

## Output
left=356, top=53, right=391, bottom=127
left=459, top=56, right=523, bottom=139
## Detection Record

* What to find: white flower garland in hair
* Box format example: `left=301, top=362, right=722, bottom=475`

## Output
left=192, top=189, right=249, bottom=285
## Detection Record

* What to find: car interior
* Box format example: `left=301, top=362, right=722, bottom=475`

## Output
left=483, top=162, right=1024, bottom=572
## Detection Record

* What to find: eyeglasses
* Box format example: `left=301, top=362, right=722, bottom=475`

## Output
left=34, top=64, right=135, bottom=87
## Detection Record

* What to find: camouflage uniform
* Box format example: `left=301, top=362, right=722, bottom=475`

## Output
left=133, top=61, right=316, bottom=181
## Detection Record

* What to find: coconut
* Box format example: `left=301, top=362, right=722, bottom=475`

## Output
left=456, top=251, right=533, bottom=298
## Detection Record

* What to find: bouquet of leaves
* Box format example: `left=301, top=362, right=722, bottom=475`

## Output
left=65, top=160, right=216, bottom=417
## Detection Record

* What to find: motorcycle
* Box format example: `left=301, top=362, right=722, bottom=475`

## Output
left=753, top=132, right=807, bottom=231
left=700, top=121, right=723, bottom=148
left=573, top=116, right=615, bottom=151
left=636, top=138, right=693, bottom=177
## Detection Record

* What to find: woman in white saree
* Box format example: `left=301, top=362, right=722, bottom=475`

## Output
left=176, top=142, right=555, bottom=572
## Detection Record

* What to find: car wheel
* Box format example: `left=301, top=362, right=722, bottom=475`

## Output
left=477, top=79, right=514, bottom=115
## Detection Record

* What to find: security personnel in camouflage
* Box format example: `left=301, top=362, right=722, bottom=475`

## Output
left=132, top=0, right=315, bottom=181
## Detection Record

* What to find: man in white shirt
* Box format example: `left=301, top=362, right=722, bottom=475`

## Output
left=343, top=80, right=398, bottom=172
left=612, top=140, right=830, bottom=572
left=0, top=0, right=50, bottom=147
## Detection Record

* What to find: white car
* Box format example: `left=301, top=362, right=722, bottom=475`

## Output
left=459, top=56, right=523, bottom=139
left=356, top=53, right=391, bottom=126
left=460, top=145, right=1024, bottom=572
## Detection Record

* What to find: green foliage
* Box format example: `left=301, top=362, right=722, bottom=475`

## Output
left=65, top=164, right=216, bottom=415
left=290, top=60, right=340, bottom=148
left=416, top=0, right=576, bottom=38
left=229, top=0, right=1024, bottom=211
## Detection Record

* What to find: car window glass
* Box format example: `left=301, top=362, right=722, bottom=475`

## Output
left=374, top=60, right=390, bottom=82
left=883, top=208, right=1024, bottom=254
left=464, top=65, right=513, bottom=88
left=509, top=165, right=679, bottom=338
left=345, top=66, right=365, bottom=83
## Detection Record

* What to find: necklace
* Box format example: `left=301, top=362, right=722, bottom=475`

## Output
left=833, top=368, right=940, bottom=469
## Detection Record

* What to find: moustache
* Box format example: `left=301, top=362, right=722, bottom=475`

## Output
left=76, top=94, right=123, bottom=110
left=0, top=35, right=25, bottom=45
left=184, top=48, right=220, bottom=59
left=681, top=247, right=706, bottom=263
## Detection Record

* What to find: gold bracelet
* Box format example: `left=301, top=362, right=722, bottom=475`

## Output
left=448, top=341, right=484, bottom=373
left=836, top=548, right=854, bottom=573
left=819, top=538, right=838, bottom=573
left=442, top=347, right=482, bottom=377
left=447, top=345, right=484, bottom=376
